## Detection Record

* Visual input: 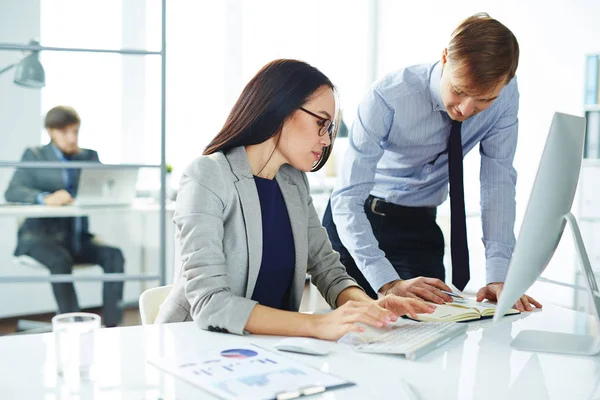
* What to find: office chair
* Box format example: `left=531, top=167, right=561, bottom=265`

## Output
left=13, top=255, right=99, bottom=333
left=139, top=284, right=172, bottom=325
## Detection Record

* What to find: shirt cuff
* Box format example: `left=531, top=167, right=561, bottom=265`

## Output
left=486, top=257, right=510, bottom=284
left=36, top=192, right=49, bottom=204
left=361, top=258, right=401, bottom=294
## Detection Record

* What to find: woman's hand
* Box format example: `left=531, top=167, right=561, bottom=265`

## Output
left=375, top=295, right=437, bottom=319
left=310, top=296, right=436, bottom=341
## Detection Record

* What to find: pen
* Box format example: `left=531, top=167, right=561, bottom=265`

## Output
left=276, top=390, right=301, bottom=400
left=440, top=290, right=463, bottom=299
left=275, top=386, right=325, bottom=400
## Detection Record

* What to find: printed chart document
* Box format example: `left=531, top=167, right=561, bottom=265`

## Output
left=148, top=344, right=354, bottom=400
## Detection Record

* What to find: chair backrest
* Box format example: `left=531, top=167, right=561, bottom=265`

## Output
left=139, top=284, right=173, bottom=325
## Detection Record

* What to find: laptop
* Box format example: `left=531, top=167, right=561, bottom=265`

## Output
left=73, top=168, right=139, bottom=207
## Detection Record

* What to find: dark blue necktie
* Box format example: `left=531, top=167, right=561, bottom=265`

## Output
left=65, top=155, right=82, bottom=254
left=64, top=155, right=78, bottom=196
left=448, top=120, right=470, bottom=291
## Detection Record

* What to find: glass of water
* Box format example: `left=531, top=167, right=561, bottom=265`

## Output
left=52, top=312, right=101, bottom=378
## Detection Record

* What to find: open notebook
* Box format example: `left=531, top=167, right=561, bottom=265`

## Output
left=409, top=298, right=520, bottom=323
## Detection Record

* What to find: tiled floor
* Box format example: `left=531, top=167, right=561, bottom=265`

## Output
left=0, top=282, right=330, bottom=336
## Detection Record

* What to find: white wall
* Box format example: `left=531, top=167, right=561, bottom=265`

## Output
left=377, top=0, right=600, bottom=305
left=164, top=0, right=373, bottom=185
left=0, top=0, right=42, bottom=177
left=0, top=0, right=45, bottom=315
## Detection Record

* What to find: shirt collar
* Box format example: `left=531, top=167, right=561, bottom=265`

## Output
left=50, top=143, right=68, bottom=161
left=429, top=61, right=446, bottom=113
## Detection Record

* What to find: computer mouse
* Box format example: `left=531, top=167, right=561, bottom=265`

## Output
left=273, top=337, right=334, bottom=356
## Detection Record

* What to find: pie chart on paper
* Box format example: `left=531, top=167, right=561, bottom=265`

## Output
left=220, top=349, right=258, bottom=359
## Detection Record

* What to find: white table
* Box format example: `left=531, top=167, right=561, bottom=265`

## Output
left=0, top=200, right=175, bottom=218
left=1, top=304, right=599, bottom=399
left=0, top=200, right=175, bottom=284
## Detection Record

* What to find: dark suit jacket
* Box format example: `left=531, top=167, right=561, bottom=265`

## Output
left=4, top=144, right=99, bottom=255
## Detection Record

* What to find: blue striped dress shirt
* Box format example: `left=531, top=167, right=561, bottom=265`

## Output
left=331, top=61, right=518, bottom=291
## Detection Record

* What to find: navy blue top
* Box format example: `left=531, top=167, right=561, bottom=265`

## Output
left=250, top=175, right=295, bottom=310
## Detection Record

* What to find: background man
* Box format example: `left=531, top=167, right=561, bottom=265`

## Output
left=5, top=105, right=125, bottom=326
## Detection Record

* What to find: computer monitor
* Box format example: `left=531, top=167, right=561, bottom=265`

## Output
left=493, top=112, right=600, bottom=355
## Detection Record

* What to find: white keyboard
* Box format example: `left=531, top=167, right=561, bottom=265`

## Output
left=354, top=321, right=467, bottom=360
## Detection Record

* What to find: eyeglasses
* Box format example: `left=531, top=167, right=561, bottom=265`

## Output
left=300, top=107, right=335, bottom=138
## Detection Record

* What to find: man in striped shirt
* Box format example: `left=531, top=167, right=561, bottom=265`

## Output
left=323, top=13, right=541, bottom=312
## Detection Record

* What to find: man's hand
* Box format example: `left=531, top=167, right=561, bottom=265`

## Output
left=380, top=277, right=455, bottom=304
left=43, top=189, right=73, bottom=206
left=476, top=282, right=543, bottom=312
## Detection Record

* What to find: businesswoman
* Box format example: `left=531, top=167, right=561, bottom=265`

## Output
left=155, top=59, right=435, bottom=339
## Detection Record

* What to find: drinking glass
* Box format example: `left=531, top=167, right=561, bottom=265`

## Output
left=52, top=312, right=100, bottom=378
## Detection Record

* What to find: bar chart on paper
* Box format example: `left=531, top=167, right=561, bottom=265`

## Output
left=148, top=345, right=354, bottom=400
left=216, top=368, right=311, bottom=397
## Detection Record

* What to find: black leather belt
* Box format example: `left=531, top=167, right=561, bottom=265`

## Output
left=365, top=195, right=436, bottom=219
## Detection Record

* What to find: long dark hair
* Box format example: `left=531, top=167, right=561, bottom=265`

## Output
left=203, top=59, right=337, bottom=172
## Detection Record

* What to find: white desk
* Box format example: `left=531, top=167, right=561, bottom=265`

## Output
left=0, top=200, right=175, bottom=284
left=1, top=304, right=599, bottom=399
left=0, top=200, right=175, bottom=218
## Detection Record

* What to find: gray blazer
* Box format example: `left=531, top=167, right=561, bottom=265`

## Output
left=155, top=146, right=360, bottom=335
left=4, top=144, right=98, bottom=254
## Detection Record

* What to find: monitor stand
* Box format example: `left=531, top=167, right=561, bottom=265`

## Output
left=510, top=212, right=600, bottom=356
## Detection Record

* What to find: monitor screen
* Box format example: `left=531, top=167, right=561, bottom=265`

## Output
left=494, top=112, right=586, bottom=318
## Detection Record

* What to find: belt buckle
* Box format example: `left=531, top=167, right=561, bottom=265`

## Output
left=370, top=197, right=386, bottom=216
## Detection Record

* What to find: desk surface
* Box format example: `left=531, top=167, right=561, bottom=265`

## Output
left=1, top=304, right=599, bottom=400
left=0, top=200, right=175, bottom=217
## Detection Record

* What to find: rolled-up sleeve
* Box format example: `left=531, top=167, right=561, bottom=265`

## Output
left=303, top=173, right=361, bottom=307
left=331, top=88, right=400, bottom=292
left=479, top=79, right=519, bottom=284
